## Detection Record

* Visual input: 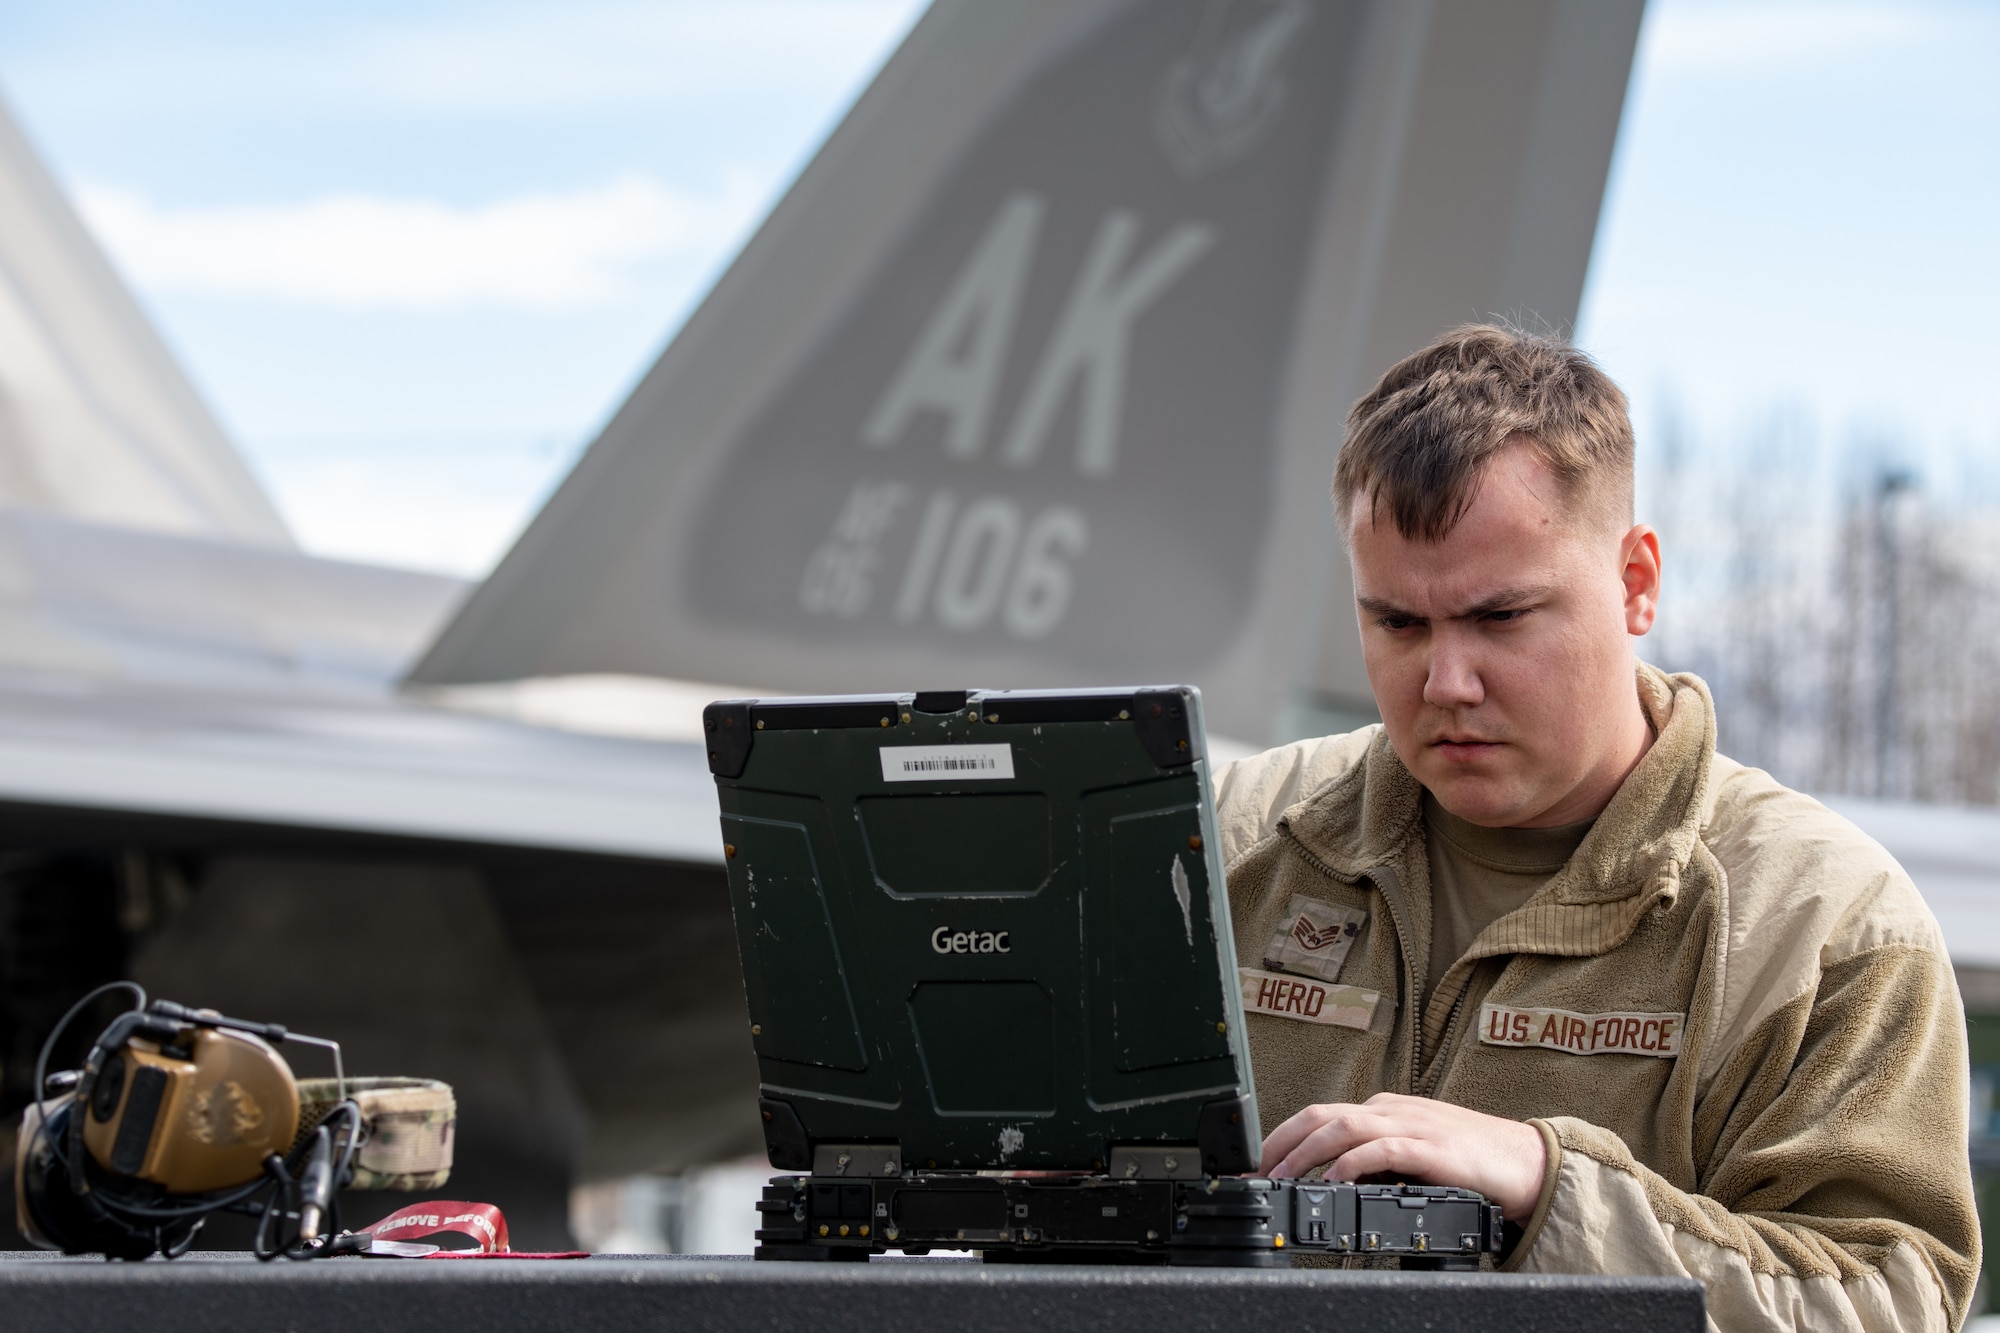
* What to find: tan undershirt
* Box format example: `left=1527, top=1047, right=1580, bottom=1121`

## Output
left=1423, top=792, right=1594, bottom=1005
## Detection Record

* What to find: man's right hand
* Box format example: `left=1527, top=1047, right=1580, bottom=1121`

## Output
left=1259, top=1092, right=1547, bottom=1220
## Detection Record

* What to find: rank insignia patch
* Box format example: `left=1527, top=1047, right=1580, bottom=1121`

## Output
left=1262, top=894, right=1366, bottom=982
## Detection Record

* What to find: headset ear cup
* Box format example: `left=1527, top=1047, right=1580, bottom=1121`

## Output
left=14, top=1099, right=62, bottom=1249
left=15, top=1098, right=162, bottom=1259
left=15, top=1097, right=89, bottom=1253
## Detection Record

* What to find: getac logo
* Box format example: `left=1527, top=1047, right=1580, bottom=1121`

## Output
left=931, top=927, right=1012, bottom=955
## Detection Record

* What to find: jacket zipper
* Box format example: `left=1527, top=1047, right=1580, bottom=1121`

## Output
left=1419, top=982, right=1471, bottom=1097
left=1278, top=823, right=1424, bottom=1095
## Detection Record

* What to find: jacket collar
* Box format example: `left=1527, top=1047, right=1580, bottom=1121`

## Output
left=1277, top=665, right=1716, bottom=955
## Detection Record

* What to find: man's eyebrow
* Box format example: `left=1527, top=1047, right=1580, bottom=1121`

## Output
left=1451, top=586, right=1552, bottom=619
left=1354, top=586, right=1553, bottom=621
left=1355, top=595, right=1409, bottom=619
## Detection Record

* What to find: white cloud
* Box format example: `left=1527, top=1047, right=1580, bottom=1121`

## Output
left=349, top=1, right=929, bottom=113
left=1644, top=3, right=1936, bottom=75
left=77, top=173, right=770, bottom=310
left=12, top=1, right=928, bottom=117
left=254, top=437, right=581, bottom=576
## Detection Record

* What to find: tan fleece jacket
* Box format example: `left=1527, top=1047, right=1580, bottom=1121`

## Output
left=1216, top=667, right=1979, bottom=1331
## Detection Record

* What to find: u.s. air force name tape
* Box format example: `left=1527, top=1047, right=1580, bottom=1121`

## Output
left=1238, top=968, right=1380, bottom=1031
left=1478, top=1003, right=1684, bottom=1057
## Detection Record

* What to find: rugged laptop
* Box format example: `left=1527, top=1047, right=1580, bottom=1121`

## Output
left=704, top=686, right=1500, bottom=1266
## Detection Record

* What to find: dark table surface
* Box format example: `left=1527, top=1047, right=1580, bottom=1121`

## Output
left=0, top=1252, right=1703, bottom=1333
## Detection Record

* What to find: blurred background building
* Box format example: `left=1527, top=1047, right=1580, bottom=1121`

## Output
left=0, top=0, right=1995, bottom=1307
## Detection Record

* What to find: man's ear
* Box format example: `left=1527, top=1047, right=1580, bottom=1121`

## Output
left=1620, top=524, right=1661, bottom=636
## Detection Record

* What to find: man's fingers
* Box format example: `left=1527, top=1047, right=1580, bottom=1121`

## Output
left=1259, top=1104, right=1350, bottom=1174
left=1264, top=1108, right=1393, bottom=1177
left=1257, top=1107, right=1318, bottom=1174
left=1260, top=1097, right=1544, bottom=1213
left=1326, top=1135, right=1446, bottom=1186
left=1272, top=1120, right=1380, bottom=1179
left=1260, top=1105, right=1369, bottom=1175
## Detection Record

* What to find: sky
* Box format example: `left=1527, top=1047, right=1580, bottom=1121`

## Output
left=1578, top=0, right=2000, bottom=499
left=0, top=0, right=1994, bottom=576
left=0, top=0, right=929, bottom=573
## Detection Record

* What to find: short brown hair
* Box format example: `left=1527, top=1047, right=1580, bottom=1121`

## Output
left=1333, top=323, right=1634, bottom=541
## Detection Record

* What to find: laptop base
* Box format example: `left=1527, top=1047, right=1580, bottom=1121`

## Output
left=755, top=1174, right=1501, bottom=1269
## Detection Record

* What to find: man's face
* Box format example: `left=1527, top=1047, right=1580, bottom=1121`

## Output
left=1345, top=443, right=1658, bottom=828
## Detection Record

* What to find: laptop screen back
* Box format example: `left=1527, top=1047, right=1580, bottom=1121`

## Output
left=706, top=686, right=1259, bottom=1173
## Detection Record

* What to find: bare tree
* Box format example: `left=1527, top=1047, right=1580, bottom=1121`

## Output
left=1645, top=415, right=2000, bottom=807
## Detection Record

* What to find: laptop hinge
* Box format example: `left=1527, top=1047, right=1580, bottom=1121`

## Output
left=812, top=1143, right=903, bottom=1177
left=1107, top=1145, right=1203, bottom=1180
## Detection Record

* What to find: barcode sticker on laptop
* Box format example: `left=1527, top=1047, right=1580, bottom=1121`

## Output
left=879, top=744, right=1016, bottom=782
